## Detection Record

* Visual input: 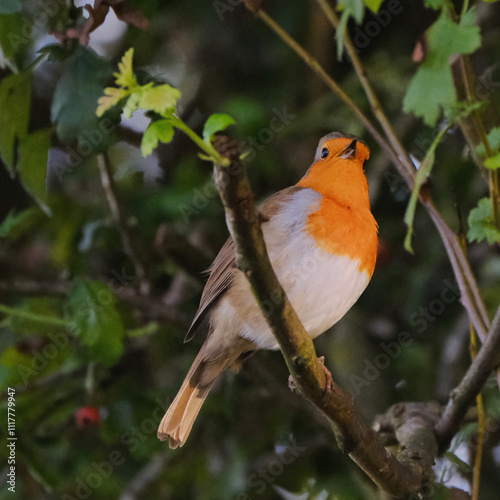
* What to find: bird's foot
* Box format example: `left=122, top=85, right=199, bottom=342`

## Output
left=288, top=375, right=297, bottom=392
left=318, top=356, right=334, bottom=392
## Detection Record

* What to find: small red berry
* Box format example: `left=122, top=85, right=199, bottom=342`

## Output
left=75, top=406, right=101, bottom=428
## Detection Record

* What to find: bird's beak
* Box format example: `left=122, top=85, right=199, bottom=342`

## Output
left=339, top=139, right=357, bottom=160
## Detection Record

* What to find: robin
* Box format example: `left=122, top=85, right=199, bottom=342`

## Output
left=158, top=132, right=378, bottom=448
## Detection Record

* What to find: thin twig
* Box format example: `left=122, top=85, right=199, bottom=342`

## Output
left=314, top=0, right=415, bottom=182
left=97, top=153, right=148, bottom=290
left=435, top=305, right=500, bottom=452
left=211, top=136, right=422, bottom=498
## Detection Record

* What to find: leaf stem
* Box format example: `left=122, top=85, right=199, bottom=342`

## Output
left=0, top=303, right=67, bottom=327
left=170, top=116, right=230, bottom=166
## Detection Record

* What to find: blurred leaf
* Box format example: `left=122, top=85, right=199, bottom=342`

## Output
left=467, top=197, right=500, bottom=244
left=424, top=0, right=445, bottom=8
left=0, top=207, right=42, bottom=238
left=364, top=0, right=383, bottom=13
left=0, top=14, right=23, bottom=71
left=9, top=298, right=63, bottom=336
left=138, top=84, right=181, bottom=115
left=0, top=0, right=20, bottom=14
left=335, top=10, right=350, bottom=60
left=64, top=280, right=124, bottom=366
left=51, top=45, right=112, bottom=147
left=338, top=0, right=364, bottom=23
left=18, top=128, right=52, bottom=214
left=403, top=12, right=481, bottom=125
left=37, top=43, right=70, bottom=63
left=484, top=153, right=500, bottom=169
left=477, top=126, right=500, bottom=156
left=114, top=47, right=137, bottom=88
left=0, top=72, right=31, bottom=173
left=202, top=113, right=235, bottom=143
left=141, top=119, right=175, bottom=157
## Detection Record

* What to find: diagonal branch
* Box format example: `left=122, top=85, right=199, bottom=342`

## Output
left=435, top=304, right=500, bottom=453
left=211, top=135, right=424, bottom=498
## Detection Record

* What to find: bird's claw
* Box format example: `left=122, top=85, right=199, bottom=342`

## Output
left=318, top=356, right=334, bottom=392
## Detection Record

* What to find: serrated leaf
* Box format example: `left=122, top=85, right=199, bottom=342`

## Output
left=138, top=84, right=181, bottom=115
left=202, top=113, right=235, bottom=143
left=123, top=91, right=142, bottom=119
left=64, top=280, right=124, bottom=366
left=364, top=0, right=384, bottom=13
left=477, top=127, right=500, bottom=157
left=0, top=0, right=21, bottom=14
left=114, top=47, right=137, bottom=88
left=51, top=45, right=112, bottom=147
left=143, top=121, right=173, bottom=156
left=403, top=12, right=481, bottom=126
left=484, top=153, right=500, bottom=170
left=0, top=207, right=41, bottom=238
left=467, top=197, right=500, bottom=244
left=18, top=129, right=52, bottom=214
left=96, top=86, right=129, bottom=117
left=141, top=119, right=175, bottom=157
left=0, top=72, right=31, bottom=173
left=338, top=0, right=364, bottom=23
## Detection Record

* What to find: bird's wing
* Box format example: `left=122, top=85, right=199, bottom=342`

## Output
left=184, top=185, right=308, bottom=342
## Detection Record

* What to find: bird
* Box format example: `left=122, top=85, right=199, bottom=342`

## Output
left=158, top=132, right=378, bottom=448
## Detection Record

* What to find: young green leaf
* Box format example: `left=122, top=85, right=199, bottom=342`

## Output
left=476, top=127, right=500, bottom=157
left=138, top=84, right=181, bottom=115
left=0, top=72, right=31, bottom=173
left=114, top=47, right=137, bottom=88
left=467, top=197, right=500, bottom=244
left=141, top=119, right=175, bottom=157
left=484, top=153, right=500, bottom=170
left=96, top=87, right=130, bottom=117
left=18, top=129, right=52, bottom=215
left=202, top=113, right=235, bottom=143
left=364, top=0, right=384, bottom=13
left=64, top=280, right=125, bottom=366
left=403, top=12, right=481, bottom=126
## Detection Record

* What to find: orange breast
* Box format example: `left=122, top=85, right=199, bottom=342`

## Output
left=305, top=197, right=378, bottom=276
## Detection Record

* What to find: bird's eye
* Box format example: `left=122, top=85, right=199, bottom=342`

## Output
left=320, top=147, right=329, bottom=159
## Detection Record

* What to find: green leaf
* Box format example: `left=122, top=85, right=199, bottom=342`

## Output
left=403, top=12, right=481, bottom=126
left=404, top=124, right=453, bottom=253
left=0, top=72, right=31, bottom=173
left=37, top=43, right=70, bottom=63
left=338, top=0, right=364, bottom=23
left=467, top=197, right=500, bottom=244
left=141, top=119, right=175, bottom=157
left=96, top=86, right=129, bottom=117
left=138, top=84, right=181, bottom=115
left=114, top=47, right=137, bottom=88
left=51, top=45, right=113, bottom=147
left=335, top=10, right=350, bottom=60
left=477, top=127, right=500, bottom=157
left=64, top=280, right=124, bottom=366
left=18, top=129, right=52, bottom=214
left=0, top=207, right=42, bottom=238
left=364, top=0, right=384, bottom=13
left=202, top=113, right=235, bottom=143
left=0, top=13, right=24, bottom=71
left=484, top=153, right=500, bottom=170
left=424, top=0, right=445, bottom=8
left=0, top=0, right=21, bottom=14
left=123, top=90, right=142, bottom=119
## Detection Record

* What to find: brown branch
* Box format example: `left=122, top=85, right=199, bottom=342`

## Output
left=435, top=305, right=500, bottom=453
left=242, top=0, right=490, bottom=350
left=211, top=136, right=423, bottom=498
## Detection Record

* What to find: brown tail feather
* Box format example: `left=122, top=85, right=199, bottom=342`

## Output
left=158, top=337, right=256, bottom=448
left=158, top=346, right=224, bottom=448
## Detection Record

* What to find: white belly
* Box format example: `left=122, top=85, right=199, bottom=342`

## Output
left=207, top=188, right=371, bottom=352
